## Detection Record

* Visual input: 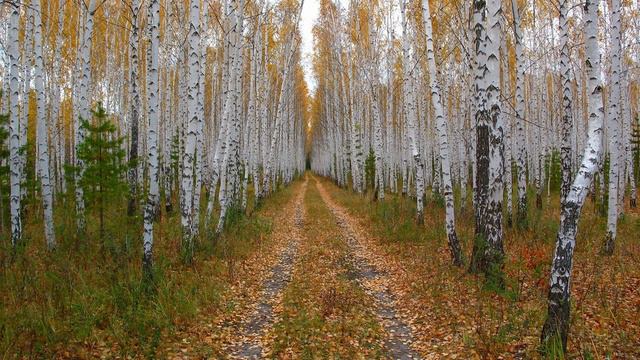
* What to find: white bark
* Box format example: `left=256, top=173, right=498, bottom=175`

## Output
left=128, top=0, right=141, bottom=216
left=401, top=0, right=425, bottom=223
left=421, top=0, right=462, bottom=265
left=33, top=0, right=56, bottom=249
left=7, top=4, right=22, bottom=247
left=144, top=0, right=161, bottom=272
left=216, top=0, right=245, bottom=234
left=181, top=0, right=201, bottom=260
left=511, top=0, right=527, bottom=223
left=470, top=0, right=505, bottom=274
left=260, top=1, right=304, bottom=200
left=75, top=0, right=98, bottom=233
left=603, top=0, right=622, bottom=255
left=485, top=0, right=504, bottom=250
left=541, top=0, right=605, bottom=348
left=559, top=0, right=573, bottom=206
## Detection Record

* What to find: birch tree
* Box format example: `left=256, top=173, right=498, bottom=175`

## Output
left=75, top=0, right=99, bottom=234
left=143, top=0, right=161, bottom=276
left=421, top=0, right=462, bottom=266
left=33, top=0, right=56, bottom=249
left=127, top=0, right=141, bottom=216
left=367, top=4, right=385, bottom=200
left=216, top=0, right=245, bottom=235
left=511, top=0, right=527, bottom=227
left=7, top=3, right=22, bottom=247
left=180, top=0, right=201, bottom=262
left=540, top=0, right=605, bottom=350
left=603, top=0, right=622, bottom=256
left=259, top=0, right=304, bottom=201
left=558, top=0, right=572, bottom=205
left=400, top=0, right=426, bottom=224
left=469, top=0, right=505, bottom=276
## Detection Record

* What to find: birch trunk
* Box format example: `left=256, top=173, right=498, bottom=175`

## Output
left=511, top=0, right=528, bottom=226
left=401, top=0, right=425, bottom=224
left=143, top=0, right=161, bottom=275
left=216, top=0, right=244, bottom=234
left=180, top=0, right=201, bottom=262
left=368, top=9, right=384, bottom=200
left=33, top=0, right=56, bottom=249
left=624, top=77, right=636, bottom=208
left=421, top=0, right=462, bottom=266
left=7, top=4, right=22, bottom=247
left=75, top=0, right=98, bottom=234
left=603, top=0, right=622, bottom=255
left=470, top=0, right=505, bottom=276
left=559, top=0, right=572, bottom=206
left=540, top=0, right=605, bottom=350
left=127, top=0, right=141, bottom=216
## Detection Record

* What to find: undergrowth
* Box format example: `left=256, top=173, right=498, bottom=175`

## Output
left=0, top=181, right=297, bottom=357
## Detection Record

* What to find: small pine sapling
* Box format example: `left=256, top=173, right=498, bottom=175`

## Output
left=76, top=104, right=128, bottom=243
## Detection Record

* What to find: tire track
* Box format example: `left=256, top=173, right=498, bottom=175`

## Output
left=229, top=178, right=308, bottom=359
left=314, top=177, right=421, bottom=360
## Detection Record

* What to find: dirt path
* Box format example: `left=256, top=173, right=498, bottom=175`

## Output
left=313, top=176, right=422, bottom=360
left=228, top=177, right=308, bottom=359
left=266, top=174, right=387, bottom=358
left=163, top=175, right=422, bottom=358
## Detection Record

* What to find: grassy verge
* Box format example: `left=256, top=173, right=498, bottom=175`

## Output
left=319, top=177, right=640, bottom=358
left=0, top=180, right=300, bottom=358
left=270, top=179, right=386, bottom=359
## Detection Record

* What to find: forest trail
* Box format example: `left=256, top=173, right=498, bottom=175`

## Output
left=228, top=177, right=308, bottom=358
left=198, top=173, right=423, bottom=359
left=158, top=180, right=308, bottom=358
left=313, top=176, right=421, bottom=359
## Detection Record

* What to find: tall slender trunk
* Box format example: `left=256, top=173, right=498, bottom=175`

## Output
left=216, top=0, right=244, bottom=234
left=33, top=0, right=56, bottom=249
left=180, top=0, right=201, bottom=262
left=367, top=8, right=384, bottom=200
left=540, top=0, right=605, bottom=351
left=143, top=0, right=161, bottom=276
left=470, top=0, right=505, bottom=277
left=559, top=0, right=573, bottom=206
left=127, top=0, right=141, bottom=216
left=511, top=0, right=528, bottom=227
left=259, top=1, right=305, bottom=201
left=400, top=0, right=425, bottom=224
left=7, top=4, right=22, bottom=247
left=421, top=0, right=462, bottom=266
left=624, top=76, right=636, bottom=208
left=603, top=0, right=622, bottom=256
left=75, top=0, right=98, bottom=234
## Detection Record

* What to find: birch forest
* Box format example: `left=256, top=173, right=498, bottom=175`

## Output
left=0, top=0, right=639, bottom=358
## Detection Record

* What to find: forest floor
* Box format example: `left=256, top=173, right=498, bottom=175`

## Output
left=163, top=173, right=640, bottom=359
left=313, top=176, right=640, bottom=359
left=2, top=172, right=638, bottom=359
